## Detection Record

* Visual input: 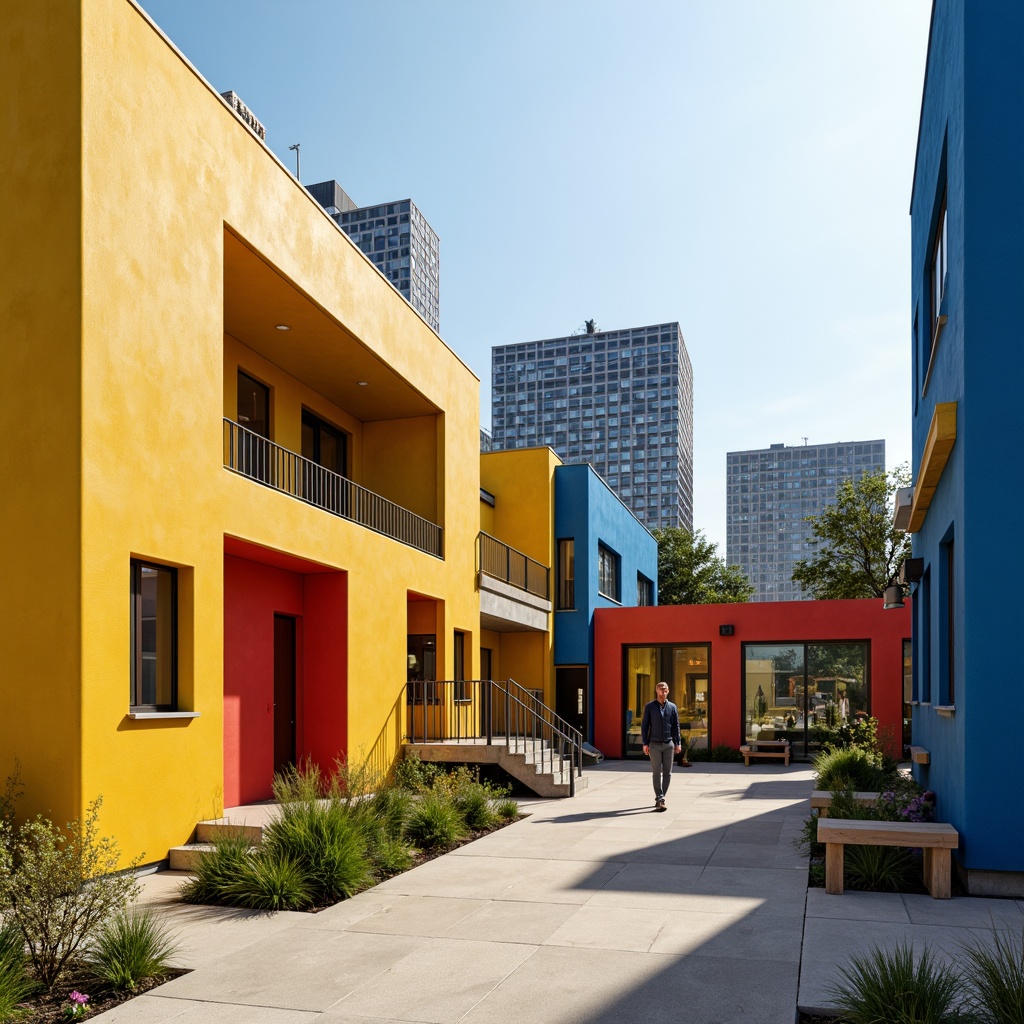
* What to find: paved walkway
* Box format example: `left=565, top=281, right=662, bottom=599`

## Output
left=93, top=762, right=1024, bottom=1023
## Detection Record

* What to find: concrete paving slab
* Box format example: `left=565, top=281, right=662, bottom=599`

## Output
left=153, top=928, right=428, bottom=1011
left=902, top=891, right=1024, bottom=929
left=289, top=891, right=408, bottom=932
left=543, top=904, right=670, bottom=952
left=329, top=937, right=535, bottom=1023
left=805, top=887, right=911, bottom=923
left=651, top=907, right=804, bottom=962
left=457, top=944, right=800, bottom=1024
left=440, top=899, right=577, bottom=944
left=90, top=996, right=319, bottom=1023
left=342, top=895, right=487, bottom=937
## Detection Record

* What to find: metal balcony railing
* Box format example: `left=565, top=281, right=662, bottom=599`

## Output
left=405, top=677, right=583, bottom=796
left=477, top=532, right=549, bottom=599
left=223, top=418, right=443, bottom=558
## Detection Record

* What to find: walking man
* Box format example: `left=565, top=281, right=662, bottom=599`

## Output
left=641, top=681, right=681, bottom=811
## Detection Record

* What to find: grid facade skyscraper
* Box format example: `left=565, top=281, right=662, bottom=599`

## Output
left=308, top=180, right=440, bottom=332
left=726, top=439, right=886, bottom=601
left=490, top=322, right=693, bottom=532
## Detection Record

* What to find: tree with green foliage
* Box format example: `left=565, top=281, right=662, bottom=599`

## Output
left=652, top=527, right=753, bottom=605
left=792, top=466, right=912, bottom=600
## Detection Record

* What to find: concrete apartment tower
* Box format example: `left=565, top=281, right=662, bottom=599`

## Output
left=490, top=321, right=693, bottom=532
left=308, top=180, right=440, bottom=333
left=726, top=439, right=885, bottom=601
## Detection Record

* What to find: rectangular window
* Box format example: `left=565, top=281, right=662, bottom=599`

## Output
left=637, top=573, right=653, bottom=607
left=557, top=539, right=575, bottom=610
left=598, top=543, right=619, bottom=601
left=453, top=631, right=469, bottom=701
left=940, top=538, right=954, bottom=705
left=130, top=560, right=177, bottom=709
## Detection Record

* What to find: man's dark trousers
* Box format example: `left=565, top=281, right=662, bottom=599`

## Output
left=649, top=740, right=674, bottom=802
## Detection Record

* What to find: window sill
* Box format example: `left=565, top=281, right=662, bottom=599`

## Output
left=908, top=701, right=921, bottom=706
left=935, top=705, right=955, bottom=717
left=127, top=711, right=201, bottom=720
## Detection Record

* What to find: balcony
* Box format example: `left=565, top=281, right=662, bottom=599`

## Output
left=477, top=532, right=551, bottom=632
left=223, top=418, right=443, bottom=557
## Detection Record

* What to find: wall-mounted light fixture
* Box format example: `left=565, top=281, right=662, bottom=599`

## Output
left=883, top=557, right=924, bottom=610
left=719, top=624, right=735, bottom=636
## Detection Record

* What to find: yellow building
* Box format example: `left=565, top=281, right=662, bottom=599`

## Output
left=0, top=0, right=489, bottom=866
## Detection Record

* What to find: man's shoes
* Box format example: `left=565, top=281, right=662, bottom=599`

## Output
left=656, top=798, right=666, bottom=812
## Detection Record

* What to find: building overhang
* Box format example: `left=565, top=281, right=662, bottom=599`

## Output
left=907, top=402, right=957, bottom=533
left=479, top=573, right=551, bottom=633
left=223, top=228, right=439, bottom=422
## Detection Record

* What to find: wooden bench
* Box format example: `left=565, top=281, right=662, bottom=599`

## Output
left=739, top=740, right=790, bottom=766
left=817, top=818, right=959, bottom=899
left=810, top=790, right=879, bottom=817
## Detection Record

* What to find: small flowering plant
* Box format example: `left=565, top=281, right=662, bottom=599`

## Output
left=64, top=990, right=90, bottom=1020
left=878, top=785, right=935, bottom=823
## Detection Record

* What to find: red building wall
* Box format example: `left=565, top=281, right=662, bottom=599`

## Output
left=593, top=599, right=911, bottom=758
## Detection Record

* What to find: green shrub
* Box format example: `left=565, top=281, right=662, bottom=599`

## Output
left=828, top=942, right=965, bottom=1024
left=393, top=754, right=442, bottom=793
left=0, top=918, right=34, bottom=1022
left=261, top=800, right=371, bottom=905
left=223, top=854, right=313, bottom=912
left=367, top=835, right=414, bottom=878
left=0, top=797, right=140, bottom=991
left=814, top=745, right=888, bottom=792
left=405, top=794, right=468, bottom=851
left=493, top=798, right=521, bottom=822
left=452, top=785, right=499, bottom=831
left=179, top=835, right=252, bottom=906
left=959, top=926, right=1024, bottom=1023
left=844, top=844, right=916, bottom=892
left=83, top=908, right=180, bottom=992
left=688, top=744, right=744, bottom=763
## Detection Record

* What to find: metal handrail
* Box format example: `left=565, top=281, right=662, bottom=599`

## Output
left=477, top=532, right=550, bottom=599
left=404, top=678, right=583, bottom=795
left=223, top=418, right=443, bottom=558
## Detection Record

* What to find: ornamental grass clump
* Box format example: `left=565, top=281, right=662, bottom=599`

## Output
left=814, top=744, right=889, bottom=793
left=179, top=834, right=252, bottom=906
left=844, top=844, right=917, bottom=893
left=222, top=853, right=314, bottom=912
left=493, top=798, right=521, bottom=823
left=452, top=784, right=499, bottom=832
left=405, top=794, right=468, bottom=851
left=828, top=942, right=966, bottom=1024
left=0, top=918, right=34, bottom=1022
left=959, top=926, right=1024, bottom=1024
left=83, top=908, right=180, bottom=992
left=261, top=798, right=372, bottom=905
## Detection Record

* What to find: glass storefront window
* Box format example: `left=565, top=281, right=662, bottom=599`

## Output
left=744, top=642, right=869, bottom=758
left=624, top=644, right=710, bottom=757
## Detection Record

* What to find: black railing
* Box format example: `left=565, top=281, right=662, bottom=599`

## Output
left=477, top=532, right=549, bottom=599
left=223, top=418, right=443, bottom=558
left=405, top=678, right=583, bottom=795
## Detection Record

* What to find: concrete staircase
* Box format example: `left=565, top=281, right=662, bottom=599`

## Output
left=168, top=817, right=263, bottom=871
left=405, top=737, right=588, bottom=798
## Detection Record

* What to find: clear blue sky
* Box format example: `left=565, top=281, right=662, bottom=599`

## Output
left=139, top=0, right=931, bottom=553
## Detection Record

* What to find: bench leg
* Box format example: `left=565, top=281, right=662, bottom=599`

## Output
left=743, top=755, right=751, bottom=767
left=924, top=848, right=951, bottom=899
left=825, top=842, right=844, bottom=895
left=784, top=754, right=790, bottom=766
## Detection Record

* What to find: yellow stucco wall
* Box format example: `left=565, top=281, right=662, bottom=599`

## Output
left=2, top=0, right=482, bottom=865
left=0, top=0, right=85, bottom=826
left=478, top=448, right=560, bottom=702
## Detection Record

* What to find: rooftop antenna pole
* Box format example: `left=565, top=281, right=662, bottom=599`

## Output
left=288, top=143, right=301, bottom=181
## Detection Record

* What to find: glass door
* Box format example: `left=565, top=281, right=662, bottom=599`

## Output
left=624, top=644, right=711, bottom=757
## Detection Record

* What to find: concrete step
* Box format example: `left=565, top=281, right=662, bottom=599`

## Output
left=169, top=839, right=260, bottom=871
left=196, top=819, right=264, bottom=845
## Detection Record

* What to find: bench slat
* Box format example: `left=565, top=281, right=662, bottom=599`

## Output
left=817, top=818, right=958, bottom=849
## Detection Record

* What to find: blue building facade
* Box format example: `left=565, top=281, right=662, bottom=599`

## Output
left=553, top=463, right=658, bottom=743
left=907, top=0, right=1024, bottom=895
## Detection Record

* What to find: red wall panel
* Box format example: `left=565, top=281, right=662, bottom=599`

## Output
left=223, top=553, right=347, bottom=806
left=593, top=599, right=911, bottom=758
